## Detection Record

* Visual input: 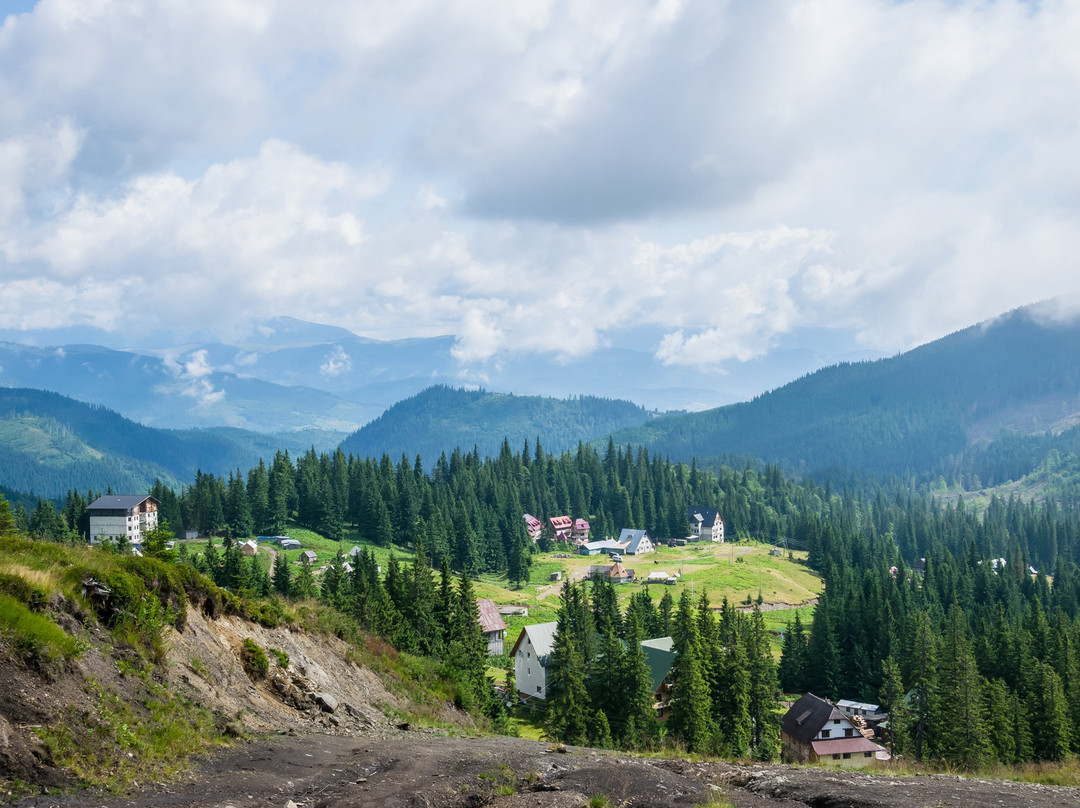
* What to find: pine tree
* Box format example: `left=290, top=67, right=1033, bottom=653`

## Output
left=1031, top=661, right=1071, bottom=761
left=938, top=604, right=990, bottom=768
left=447, top=570, right=489, bottom=711
left=778, top=611, right=808, bottom=694
left=879, top=656, right=909, bottom=758
left=746, top=606, right=781, bottom=759
left=907, top=611, right=940, bottom=762
left=620, top=608, right=658, bottom=749
left=293, top=560, right=318, bottom=600
left=712, top=598, right=751, bottom=757
left=272, top=548, right=292, bottom=597
left=668, top=591, right=712, bottom=752
left=546, top=581, right=589, bottom=745
left=982, top=678, right=1015, bottom=765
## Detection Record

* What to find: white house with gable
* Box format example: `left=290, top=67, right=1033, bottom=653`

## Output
left=511, top=621, right=558, bottom=700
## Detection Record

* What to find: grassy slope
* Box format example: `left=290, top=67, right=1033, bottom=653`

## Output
left=232, top=525, right=822, bottom=662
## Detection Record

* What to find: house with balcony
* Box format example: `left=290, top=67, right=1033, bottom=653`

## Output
left=88, top=495, right=159, bottom=546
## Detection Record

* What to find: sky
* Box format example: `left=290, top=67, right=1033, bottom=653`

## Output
left=1, top=0, right=1079, bottom=376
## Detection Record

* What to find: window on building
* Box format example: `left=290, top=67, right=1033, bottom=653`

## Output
left=821, top=730, right=830, bottom=738
left=845, top=728, right=854, bottom=737
left=536, top=686, right=541, bottom=693
left=833, top=719, right=841, bottom=724
left=842, top=753, right=851, bottom=759
left=864, top=752, right=872, bottom=758
left=832, top=754, right=840, bottom=760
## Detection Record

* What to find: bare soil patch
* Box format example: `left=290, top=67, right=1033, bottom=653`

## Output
left=11, top=731, right=1080, bottom=808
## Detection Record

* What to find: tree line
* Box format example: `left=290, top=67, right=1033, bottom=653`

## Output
left=781, top=490, right=1080, bottom=767
left=544, top=577, right=781, bottom=757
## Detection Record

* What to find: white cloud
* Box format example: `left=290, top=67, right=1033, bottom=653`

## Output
left=0, top=0, right=1078, bottom=373
left=319, top=344, right=352, bottom=376
left=158, top=349, right=225, bottom=406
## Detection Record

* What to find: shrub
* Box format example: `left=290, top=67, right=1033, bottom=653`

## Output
left=240, top=638, right=269, bottom=680
left=269, top=648, right=289, bottom=668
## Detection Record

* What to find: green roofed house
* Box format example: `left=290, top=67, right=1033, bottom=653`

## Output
left=640, top=637, right=676, bottom=720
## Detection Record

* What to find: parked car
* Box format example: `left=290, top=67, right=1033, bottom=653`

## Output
left=610, top=553, right=623, bottom=563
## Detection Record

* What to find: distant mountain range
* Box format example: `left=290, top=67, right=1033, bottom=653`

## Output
left=605, top=305, right=1080, bottom=479
left=3, top=303, right=1079, bottom=500
left=339, top=386, right=651, bottom=462
left=0, top=316, right=884, bottom=433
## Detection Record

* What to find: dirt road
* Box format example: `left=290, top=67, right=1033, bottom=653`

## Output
left=16, top=730, right=1079, bottom=808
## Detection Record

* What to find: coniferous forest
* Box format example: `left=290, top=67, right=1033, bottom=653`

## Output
left=12, top=416, right=1080, bottom=767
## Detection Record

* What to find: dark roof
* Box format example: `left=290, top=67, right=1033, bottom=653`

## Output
left=782, top=693, right=846, bottom=745
left=88, top=495, right=157, bottom=510
left=687, top=507, right=722, bottom=527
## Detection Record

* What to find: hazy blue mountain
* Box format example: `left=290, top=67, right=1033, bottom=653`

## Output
left=605, top=305, right=1080, bottom=479
left=0, top=315, right=887, bottom=434
left=0, top=342, right=368, bottom=434
left=0, top=388, right=340, bottom=498
left=338, top=385, right=652, bottom=461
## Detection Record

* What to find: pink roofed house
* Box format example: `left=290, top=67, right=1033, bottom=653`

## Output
left=523, top=514, right=543, bottom=541
left=572, top=518, right=590, bottom=541
left=549, top=515, right=573, bottom=541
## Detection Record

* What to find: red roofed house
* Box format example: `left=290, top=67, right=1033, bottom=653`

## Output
left=572, top=518, right=591, bottom=542
left=549, top=515, right=573, bottom=541
left=781, top=693, right=889, bottom=767
left=523, top=514, right=543, bottom=541
left=477, top=598, right=508, bottom=655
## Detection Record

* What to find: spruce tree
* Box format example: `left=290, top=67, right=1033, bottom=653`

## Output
left=938, top=604, right=990, bottom=768
left=712, top=598, right=751, bottom=757
left=620, top=608, right=658, bottom=749
left=907, top=611, right=940, bottom=762
left=778, top=611, right=808, bottom=694
left=1031, top=661, right=1071, bottom=761
left=272, top=548, right=292, bottom=597
left=879, top=656, right=909, bottom=758
left=746, top=606, right=781, bottom=759
left=546, top=582, right=589, bottom=745
left=669, top=591, right=712, bottom=752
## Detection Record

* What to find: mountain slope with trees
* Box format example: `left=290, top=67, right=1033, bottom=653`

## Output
left=338, top=386, right=652, bottom=462
left=607, top=305, right=1080, bottom=479
left=0, top=388, right=333, bottom=497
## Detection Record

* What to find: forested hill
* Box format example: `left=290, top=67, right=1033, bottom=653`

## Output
left=338, top=385, right=651, bottom=461
left=0, top=388, right=325, bottom=498
left=606, top=306, right=1080, bottom=479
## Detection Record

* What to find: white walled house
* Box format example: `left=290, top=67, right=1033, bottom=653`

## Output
left=511, top=621, right=558, bottom=700
left=687, top=507, right=725, bottom=542
left=781, top=693, right=889, bottom=767
left=88, top=495, right=159, bottom=546
left=619, top=528, right=655, bottom=555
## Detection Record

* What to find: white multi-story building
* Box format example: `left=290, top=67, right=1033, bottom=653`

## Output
left=88, top=495, right=159, bottom=545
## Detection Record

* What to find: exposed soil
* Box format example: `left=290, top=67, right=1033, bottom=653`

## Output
left=10, top=730, right=1080, bottom=808
left=4, top=601, right=1079, bottom=808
